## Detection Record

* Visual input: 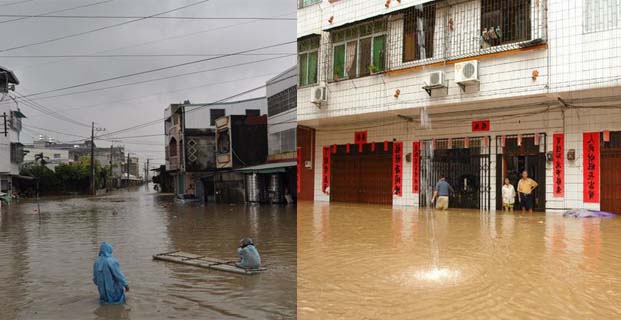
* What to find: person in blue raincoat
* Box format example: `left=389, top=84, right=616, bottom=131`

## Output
left=93, top=242, right=129, bottom=304
left=235, top=238, right=261, bottom=269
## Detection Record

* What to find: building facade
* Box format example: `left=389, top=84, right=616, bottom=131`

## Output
left=164, top=98, right=268, bottom=202
left=0, top=67, right=24, bottom=195
left=298, top=0, right=621, bottom=213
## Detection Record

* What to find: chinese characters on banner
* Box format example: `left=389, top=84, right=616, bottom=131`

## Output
left=583, top=132, right=600, bottom=203
left=354, top=131, right=368, bottom=144
left=472, top=120, right=490, bottom=132
left=553, top=134, right=564, bottom=197
left=297, top=147, right=302, bottom=194
left=322, top=146, right=331, bottom=194
left=392, top=142, right=403, bottom=196
left=412, top=141, right=421, bottom=194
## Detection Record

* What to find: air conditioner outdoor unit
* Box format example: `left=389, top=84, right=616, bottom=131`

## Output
left=425, top=71, right=446, bottom=88
left=455, top=60, right=479, bottom=85
left=310, top=85, right=328, bottom=105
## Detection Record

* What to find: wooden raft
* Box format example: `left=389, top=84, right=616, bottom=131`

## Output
left=153, top=251, right=266, bottom=275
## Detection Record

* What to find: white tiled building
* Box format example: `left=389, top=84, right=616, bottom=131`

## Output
left=297, top=0, right=621, bottom=212
left=0, top=67, right=24, bottom=195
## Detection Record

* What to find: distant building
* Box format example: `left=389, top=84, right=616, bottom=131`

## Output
left=164, top=98, right=268, bottom=202
left=0, top=66, right=26, bottom=194
left=238, top=67, right=298, bottom=204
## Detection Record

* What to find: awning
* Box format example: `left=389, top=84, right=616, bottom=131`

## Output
left=11, top=174, right=35, bottom=181
left=13, top=110, right=26, bottom=118
left=236, top=161, right=297, bottom=174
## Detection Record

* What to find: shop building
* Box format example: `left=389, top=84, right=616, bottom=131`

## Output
left=297, top=0, right=621, bottom=212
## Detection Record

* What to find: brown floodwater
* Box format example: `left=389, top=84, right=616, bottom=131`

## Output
left=0, top=187, right=296, bottom=320
left=298, top=202, right=621, bottom=320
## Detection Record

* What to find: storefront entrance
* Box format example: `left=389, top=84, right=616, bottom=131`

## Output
left=496, top=134, right=547, bottom=211
left=420, top=137, right=492, bottom=210
left=330, top=143, right=393, bottom=205
left=601, top=132, right=621, bottom=214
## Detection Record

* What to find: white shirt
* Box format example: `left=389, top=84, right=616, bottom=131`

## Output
left=502, top=184, right=516, bottom=204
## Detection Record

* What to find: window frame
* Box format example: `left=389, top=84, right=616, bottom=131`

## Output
left=480, top=0, right=532, bottom=48
left=330, top=19, right=387, bottom=81
left=298, top=37, right=320, bottom=87
left=298, top=0, right=321, bottom=9
left=402, top=3, right=437, bottom=63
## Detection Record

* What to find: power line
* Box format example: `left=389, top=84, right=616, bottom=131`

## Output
left=0, top=0, right=116, bottom=25
left=98, top=73, right=297, bottom=138
left=19, top=10, right=294, bottom=71
left=24, top=71, right=283, bottom=117
left=33, top=56, right=293, bottom=101
left=0, top=0, right=214, bottom=53
left=0, top=0, right=34, bottom=8
left=18, top=41, right=295, bottom=98
left=0, top=52, right=294, bottom=58
left=15, top=92, right=92, bottom=128
left=0, top=14, right=295, bottom=20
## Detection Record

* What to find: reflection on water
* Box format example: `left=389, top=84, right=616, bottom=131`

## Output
left=298, top=202, right=621, bottom=319
left=0, top=187, right=296, bottom=320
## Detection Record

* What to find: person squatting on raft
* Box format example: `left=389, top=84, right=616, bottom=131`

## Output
left=236, top=238, right=261, bottom=269
left=93, top=242, right=129, bottom=304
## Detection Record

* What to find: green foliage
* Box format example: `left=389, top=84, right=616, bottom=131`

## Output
left=20, top=156, right=109, bottom=195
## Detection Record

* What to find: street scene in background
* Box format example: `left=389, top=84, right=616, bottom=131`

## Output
left=0, top=0, right=296, bottom=319
left=297, top=0, right=621, bottom=319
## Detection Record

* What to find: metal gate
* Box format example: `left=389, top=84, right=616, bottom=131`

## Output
left=420, top=137, right=491, bottom=210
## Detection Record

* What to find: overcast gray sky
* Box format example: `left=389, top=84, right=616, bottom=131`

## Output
left=0, top=0, right=296, bottom=168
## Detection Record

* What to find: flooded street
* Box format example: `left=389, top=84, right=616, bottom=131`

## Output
left=298, top=202, right=621, bottom=320
left=0, top=187, right=296, bottom=320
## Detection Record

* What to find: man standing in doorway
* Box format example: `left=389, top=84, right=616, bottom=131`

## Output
left=433, top=175, right=454, bottom=210
left=517, top=170, right=538, bottom=213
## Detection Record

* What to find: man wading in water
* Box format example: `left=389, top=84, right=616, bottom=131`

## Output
left=432, top=175, right=454, bottom=210
left=93, top=242, right=129, bottom=304
left=517, top=170, right=538, bottom=214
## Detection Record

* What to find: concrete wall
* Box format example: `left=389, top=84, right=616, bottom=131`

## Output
left=184, top=98, right=268, bottom=129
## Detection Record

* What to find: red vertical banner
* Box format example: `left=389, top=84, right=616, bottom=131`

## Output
left=297, top=147, right=302, bottom=194
left=583, top=132, right=600, bottom=203
left=553, top=134, right=564, bottom=197
left=322, top=146, right=331, bottom=194
left=354, top=131, right=368, bottom=144
left=412, top=141, right=421, bottom=194
left=392, top=142, right=403, bottom=197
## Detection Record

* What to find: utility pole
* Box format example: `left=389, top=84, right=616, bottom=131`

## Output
left=1, top=112, right=7, bottom=137
left=109, top=145, right=114, bottom=191
left=145, top=158, right=150, bottom=188
left=90, top=122, right=95, bottom=196
left=127, top=153, right=130, bottom=189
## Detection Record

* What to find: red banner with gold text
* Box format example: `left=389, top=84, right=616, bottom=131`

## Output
left=553, top=134, right=564, bottom=197
left=583, top=132, right=600, bottom=203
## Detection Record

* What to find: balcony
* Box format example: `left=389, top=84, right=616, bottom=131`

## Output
left=325, top=0, right=547, bottom=80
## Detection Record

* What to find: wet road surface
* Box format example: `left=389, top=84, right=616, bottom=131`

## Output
left=0, top=187, right=296, bottom=320
left=298, top=202, right=621, bottom=320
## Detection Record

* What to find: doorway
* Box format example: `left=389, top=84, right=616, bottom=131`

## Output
left=330, top=143, right=393, bottom=205
left=496, top=134, right=547, bottom=211
left=601, top=131, right=621, bottom=214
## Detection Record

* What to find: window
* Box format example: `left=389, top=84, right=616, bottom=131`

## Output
left=169, top=138, right=178, bottom=157
left=298, top=36, right=319, bottom=86
left=245, top=109, right=261, bottom=117
left=584, top=0, right=620, bottom=33
left=331, top=20, right=387, bottom=80
left=210, top=109, right=225, bottom=126
left=298, top=0, right=320, bottom=8
left=53, top=153, right=61, bottom=159
left=9, top=143, right=24, bottom=164
left=268, top=86, right=297, bottom=116
left=403, top=4, right=436, bottom=62
left=480, top=0, right=531, bottom=48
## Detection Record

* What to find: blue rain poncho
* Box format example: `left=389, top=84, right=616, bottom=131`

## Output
left=93, top=242, right=129, bottom=304
left=236, top=244, right=261, bottom=269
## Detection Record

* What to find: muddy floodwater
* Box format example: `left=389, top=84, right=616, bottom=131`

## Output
left=298, top=202, right=621, bottom=320
left=0, top=187, right=296, bottom=320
